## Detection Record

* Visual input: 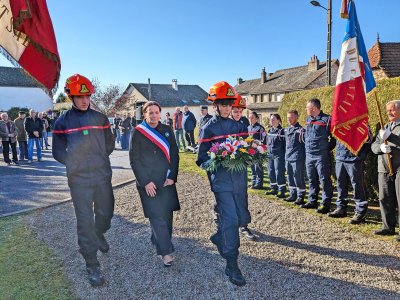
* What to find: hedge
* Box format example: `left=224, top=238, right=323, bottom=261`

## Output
left=277, top=76, right=400, bottom=199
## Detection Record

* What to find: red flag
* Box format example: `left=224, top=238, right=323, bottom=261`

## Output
left=0, top=0, right=61, bottom=93
left=331, top=0, right=376, bottom=155
left=340, top=0, right=349, bottom=19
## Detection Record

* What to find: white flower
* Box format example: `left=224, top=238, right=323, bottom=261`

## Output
left=210, top=152, right=216, bottom=159
left=230, top=154, right=236, bottom=159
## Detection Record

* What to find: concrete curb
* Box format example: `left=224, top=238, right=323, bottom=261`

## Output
left=0, top=178, right=136, bottom=218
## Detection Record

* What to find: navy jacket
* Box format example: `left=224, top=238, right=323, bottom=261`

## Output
left=24, top=116, right=44, bottom=139
left=284, top=122, right=305, bottom=161
left=239, top=116, right=250, bottom=127
left=197, top=115, right=248, bottom=193
left=336, top=128, right=372, bottom=162
left=266, top=125, right=286, bottom=157
left=248, top=122, right=266, bottom=143
left=305, top=111, right=336, bottom=156
left=183, top=111, right=197, bottom=131
left=52, top=107, right=115, bottom=187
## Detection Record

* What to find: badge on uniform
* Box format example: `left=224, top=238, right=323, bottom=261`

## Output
left=83, top=130, right=89, bottom=135
left=165, top=132, right=170, bottom=137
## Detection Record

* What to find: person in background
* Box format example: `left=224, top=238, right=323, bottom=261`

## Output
left=284, top=110, right=306, bottom=204
left=248, top=111, right=266, bottom=190
left=163, top=112, right=173, bottom=128
left=172, top=107, right=186, bottom=151
left=113, top=113, right=122, bottom=145
left=24, top=109, right=43, bottom=163
left=120, top=113, right=132, bottom=150
left=14, top=111, right=28, bottom=161
left=265, top=114, right=286, bottom=198
left=0, top=112, right=18, bottom=165
left=130, top=101, right=180, bottom=267
left=38, top=112, right=49, bottom=150
left=43, top=112, right=52, bottom=148
left=182, top=105, right=197, bottom=148
left=53, top=74, right=115, bottom=286
left=371, top=100, right=400, bottom=241
left=198, top=105, right=212, bottom=132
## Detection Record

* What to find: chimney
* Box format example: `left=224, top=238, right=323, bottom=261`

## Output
left=172, top=79, right=178, bottom=91
left=261, top=67, right=267, bottom=84
left=147, top=78, right=152, bottom=100
left=237, top=77, right=244, bottom=85
left=308, top=55, right=320, bottom=72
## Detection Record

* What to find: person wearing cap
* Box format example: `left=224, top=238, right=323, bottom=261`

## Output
left=52, top=74, right=115, bottom=287
left=198, top=105, right=212, bottom=131
left=197, top=81, right=248, bottom=287
left=14, top=111, right=28, bottom=160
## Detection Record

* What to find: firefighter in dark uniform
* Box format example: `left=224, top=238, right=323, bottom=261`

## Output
left=265, top=114, right=286, bottom=198
left=230, top=95, right=256, bottom=241
left=197, top=81, right=248, bottom=286
left=53, top=74, right=115, bottom=286
left=248, top=111, right=266, bottom=189
left=284, top=110, right=306, bottom=204
left=329, top=129, right=372, bottom=223
left=302, top=98, right=336, bottom=214
left=371, top=100, right=400, bottom=241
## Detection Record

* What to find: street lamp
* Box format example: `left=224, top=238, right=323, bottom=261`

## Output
left=310, top=0, right=332, bottom=86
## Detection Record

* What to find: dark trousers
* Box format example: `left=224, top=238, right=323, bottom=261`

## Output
left=378, top=172, right=400, bottom=230
left=266, top=155, right=286, bottom=192
left=251, top=163, right=264, bottom=188
left=306, top=154, right=333, bottom=206
left=336, top=160, right=368, bottom=214
left=2, top=141, right=18, bottom=163
left=286, top=160, right=306, bottom=198
left=18, top=141, right=28, bottom=160
left=121, top=132, right=129, bottom=150
left=149, top=211, right=174, bottom=256
left=70, top=182, right=115, bottom=259
left=212, top=191, right=250, bottom=260
left=184, top=130, right=195, bottom=147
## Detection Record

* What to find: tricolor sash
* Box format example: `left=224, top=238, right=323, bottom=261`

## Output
left=135, top=121, right=170, bottom=163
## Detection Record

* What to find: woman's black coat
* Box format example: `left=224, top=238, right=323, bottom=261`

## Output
left=129, top=122, right=180, bottom=218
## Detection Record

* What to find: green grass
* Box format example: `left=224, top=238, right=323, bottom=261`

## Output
left=179, top=152, right=398, bottom=243
left=0, top=215, right=72, bottom=300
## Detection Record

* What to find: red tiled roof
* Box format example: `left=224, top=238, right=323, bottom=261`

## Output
left=368, top=41, right=400, bottom=77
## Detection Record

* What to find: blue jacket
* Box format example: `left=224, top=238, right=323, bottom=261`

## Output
left=266, top=125, right=285, bottom=157
left=196, top=115, right=248, bottom=193
left=284, top=122, right=305, bottom=161
left=305, top=111, right=336, bottom=156
left=248, top=122, right=266, bottom=143
left=182, top=111, right=197, bottom=131
left=336, top=128, right=372, bottom=162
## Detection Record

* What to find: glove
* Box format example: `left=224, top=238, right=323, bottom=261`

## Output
left=380, top=143, right=391, bottom=154
left=379, top=129, right=391, bottom=141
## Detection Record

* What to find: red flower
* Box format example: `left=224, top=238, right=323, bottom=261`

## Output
left=248, top=148, right=256, bottom=155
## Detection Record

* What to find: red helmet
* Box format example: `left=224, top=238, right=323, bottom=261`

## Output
left=207, top=81, right=237, bottom=101
left=232, top=94, right=247, bottom=109
left=64, top=74, right=94, bottom=97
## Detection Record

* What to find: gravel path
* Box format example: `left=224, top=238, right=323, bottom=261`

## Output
left=26, top=172, right=400, bottom=299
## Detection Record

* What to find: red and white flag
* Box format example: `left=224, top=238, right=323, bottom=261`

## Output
left=0, top=0, right=61, bottom=93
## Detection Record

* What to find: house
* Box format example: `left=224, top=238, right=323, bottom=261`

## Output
left=0, top=66, right=53, bottom=112
left=368, top=36, right=400, bottom=81
left=235, top=56, right=339, bottom=120
left=123, top=79, right=209, bottom=121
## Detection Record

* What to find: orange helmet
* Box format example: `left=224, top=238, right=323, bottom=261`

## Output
left=64, top=74, right=94, bottom=97
left=233, top=94, right=247, bottom=109
left=207, top=81, right=237, bottom=102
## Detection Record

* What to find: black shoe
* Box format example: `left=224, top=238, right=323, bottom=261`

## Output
left=374, top=228, right=395, bottom=236
left=349, top=213, right=366, bottom=224
left=251, top=186, right=263, bottom=190
left=328, top=208, right=347, bottom=218
left=277, top=192, right=286, bottom=199
left=86, top=264, right=105, bottom=287
left=98, top=235, right=109, bottom=253
left=294, top=197, right=305, bottom=205
left=265, top=190, right=277, bottom=195
left=316, top=206, right=330, bottom=214
left=239, top=226, right=256, bottom=241
left=285, top=195, right=297, bottom=202
left=225, top=260, right=246, bottom=287
left=301, top=202, right=318, bottom=209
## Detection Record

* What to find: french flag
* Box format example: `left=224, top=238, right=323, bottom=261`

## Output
left=331, top=0, right=376, bottom=155
left=0, top=0, right=61, bottom=93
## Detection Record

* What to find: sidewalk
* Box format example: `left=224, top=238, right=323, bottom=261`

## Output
left=0, top=142, right=134, bottom=216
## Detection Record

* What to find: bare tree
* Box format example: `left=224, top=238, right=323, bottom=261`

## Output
left=90, top=78, right=131, bottom=116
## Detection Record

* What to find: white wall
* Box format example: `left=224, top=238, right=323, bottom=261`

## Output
left=0, top=87, right=53, bottom=112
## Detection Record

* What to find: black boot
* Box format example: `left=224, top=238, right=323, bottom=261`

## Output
left=86, top=264, right=105, bottom=287
left=285, top=195, right=297, bottom=202
left=294, top=197, right=305, bottom=205
left=97, top=234, right=110, bottom=253
left=225, top=259, right=246, bottom=286
left=277, top=191, right=286, bottom=199
left=328, top=207, right=347, bottom=218
left=265, top=190, right=277, bottom=195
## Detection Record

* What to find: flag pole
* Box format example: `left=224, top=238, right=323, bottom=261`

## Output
left=374, top=89, right=394, bottom=176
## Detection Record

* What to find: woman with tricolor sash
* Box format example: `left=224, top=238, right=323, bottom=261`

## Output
left=129, top=101, right=180, bottom=267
